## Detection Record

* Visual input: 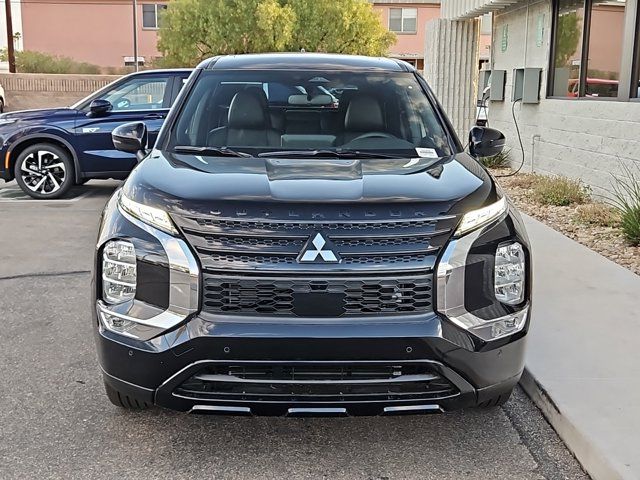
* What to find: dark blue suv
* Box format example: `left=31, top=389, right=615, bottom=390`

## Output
left=0, top=69, right=191, bottom=199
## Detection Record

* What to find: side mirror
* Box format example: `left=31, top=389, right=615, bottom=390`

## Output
left=112, top=121, right=148, bottom=161
left=89, top=99, right=112, bottom=117
left=469, top=126, right=505, bottom=158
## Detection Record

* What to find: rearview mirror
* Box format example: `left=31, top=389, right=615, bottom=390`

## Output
left=112, top=121, right=148, bottom=161
left=468, top=126, right=505, bottom=158
left=89, top=99, right=112, bottom=117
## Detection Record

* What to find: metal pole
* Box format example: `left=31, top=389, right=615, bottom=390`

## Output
left=4, top=0, right=16, bottom=73
left=133, top=0, right=139, bottom=71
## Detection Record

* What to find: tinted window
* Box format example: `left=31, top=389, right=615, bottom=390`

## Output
left=550, top=0, right=626, bottom=98
left=169, top=70, right=451, bottom=157
left=98, top=77, right=170, bottom=111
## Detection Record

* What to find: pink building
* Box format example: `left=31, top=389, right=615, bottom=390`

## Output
left=20, top=0, right=168, bottom=68
left=372, top=0, right=492, bottom=71
left=372, top=0, right=441, bottom=71
left=10, top=0, right=492, bottom=71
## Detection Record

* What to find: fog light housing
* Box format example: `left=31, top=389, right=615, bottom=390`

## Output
left=98, top=309, right=136, bottom=336
left=102, top=240, right=137, bottom=304
left=495, top=241, right=525, bottom=305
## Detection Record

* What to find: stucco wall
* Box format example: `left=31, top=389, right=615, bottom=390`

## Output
left=373, top=3, right=441, bottom=61
left=21, top=0, right=164, bottom=68
left=489, top=0, right=640, bottom=196
left=0, top=73, right=120, bottom=111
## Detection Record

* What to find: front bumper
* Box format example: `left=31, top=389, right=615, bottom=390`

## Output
left=96, top=312, right=527, bottom=416
left=94, top=190, right=531, bottom=416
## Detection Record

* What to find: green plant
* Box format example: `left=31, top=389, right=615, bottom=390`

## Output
left=0, top=49, right=101, bottom=74
left=575, top=203, right=620, bottom=228
left=610, top=165, right=640, bottom=246
left=157, top=0, right=396, bottom=66
left=532, top=175, right=589, bottom=206
left=480, top=149, right=511, bottom=168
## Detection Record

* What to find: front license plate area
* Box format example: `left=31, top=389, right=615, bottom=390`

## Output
left=292, top=292, right=346, bottom=317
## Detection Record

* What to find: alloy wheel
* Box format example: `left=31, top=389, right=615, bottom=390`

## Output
left=20, top=150, right=67, bottom=195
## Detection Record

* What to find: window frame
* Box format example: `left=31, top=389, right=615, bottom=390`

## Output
left=632, top=0, right=640, bottom=99
left=142, top=3, right=167, bottom=30
left=548, top=0, right=640, bottom=101
left=388, top=7, right=418, bottom=34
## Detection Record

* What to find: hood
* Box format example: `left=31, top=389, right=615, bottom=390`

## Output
left=123, top=150, right=496, bottom=218
left=0, top=107, right=78, bottom=121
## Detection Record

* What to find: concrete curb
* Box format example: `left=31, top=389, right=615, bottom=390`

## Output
left=520, top=369, right=627, bottom=480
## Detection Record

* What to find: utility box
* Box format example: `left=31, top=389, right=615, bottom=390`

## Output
left=489, top=70, right=506, bottom=101
left=512, top=67, right=542, bottom=103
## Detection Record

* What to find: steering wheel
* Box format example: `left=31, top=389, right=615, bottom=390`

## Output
left=350, top=132, right=396, bottom=141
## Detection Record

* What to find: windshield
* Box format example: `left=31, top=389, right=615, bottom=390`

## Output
left=168, top=70, right=452, bottom=158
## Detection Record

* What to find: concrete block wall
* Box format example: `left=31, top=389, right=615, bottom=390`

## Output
left=488, top=0, right=640, bottom=197
left=0, top=73, right=120, bottom=112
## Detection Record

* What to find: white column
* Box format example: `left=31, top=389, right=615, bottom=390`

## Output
left=424, top=18, right=480, bottom=141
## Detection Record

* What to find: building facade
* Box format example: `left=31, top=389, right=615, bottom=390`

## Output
left=3, top=0, right=167, bottom=69
left=372, top=0, right=492, bottom=70
left=371, top=0, right=441, bottom=70
left=437, top=0, right=640, bottom=196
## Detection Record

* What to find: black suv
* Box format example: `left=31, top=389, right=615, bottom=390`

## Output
left=94, top=54, right=531, bottom=416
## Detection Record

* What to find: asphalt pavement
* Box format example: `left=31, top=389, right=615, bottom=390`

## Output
left=0, top=180, right=589, bottom=480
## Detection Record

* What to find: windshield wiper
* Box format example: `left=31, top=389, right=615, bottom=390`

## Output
left=257, top=149, right=403, bottom=159
left=173, top=146, right=252, bottom=158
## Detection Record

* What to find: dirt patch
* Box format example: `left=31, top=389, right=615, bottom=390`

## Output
left=493, top=168, right=640, bottom=276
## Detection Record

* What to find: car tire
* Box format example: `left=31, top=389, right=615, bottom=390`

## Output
left=478, top=388, right=513, bottom=408
left=104, top=382, right=151, bottom=410
left=14, top=143, right=75, bottom=200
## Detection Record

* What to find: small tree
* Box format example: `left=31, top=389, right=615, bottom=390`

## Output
left=157, top=0, right=395, bottom=66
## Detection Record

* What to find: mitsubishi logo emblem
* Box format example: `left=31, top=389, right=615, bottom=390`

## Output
left=298, top=233, right=340, bottom=263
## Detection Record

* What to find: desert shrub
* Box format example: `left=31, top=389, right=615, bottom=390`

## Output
left=0, top=49, right=101, bottom=74
left=575, top=203, right=620, bottom=227
left=610, top=166, right=640, bottom=246
left=508, top=173, right=540, bottom=190
left=532, top=175, right=589, bottom=206
left=480, top=149, right=511, bottom=169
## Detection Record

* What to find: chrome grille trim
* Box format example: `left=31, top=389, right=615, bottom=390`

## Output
left=172, top=211, right=456, bottom=274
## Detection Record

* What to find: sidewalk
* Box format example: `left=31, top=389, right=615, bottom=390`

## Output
left=521, top=215, right=640, bottom=480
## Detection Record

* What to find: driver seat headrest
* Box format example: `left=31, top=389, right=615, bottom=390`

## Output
left=228, top=91, right=268, bottom=129
left=344, top=94, right=385, bottom=132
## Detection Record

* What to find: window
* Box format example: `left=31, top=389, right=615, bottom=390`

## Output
left=97, top=77, right=170, bottom=111
left=389, top=8, right=418, bottom=33
left=142, top=4, right=167, bottom=29
left=634, top=6, right=640, bottom=98
left=170, top=70, right=452, bottom=156
left=550, top=0, right=627, bottom=98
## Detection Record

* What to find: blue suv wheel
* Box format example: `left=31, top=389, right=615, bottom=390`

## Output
left=14, top=143, right=74, bottom=199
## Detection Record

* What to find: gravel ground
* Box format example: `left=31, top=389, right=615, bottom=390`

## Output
left=493, top=169, right=640, bottom=276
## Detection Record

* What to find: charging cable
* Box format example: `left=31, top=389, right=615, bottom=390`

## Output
left=495, top=98, right=525, bottom=178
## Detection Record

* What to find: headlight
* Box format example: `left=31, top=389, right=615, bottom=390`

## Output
left=455, top=197, right=507, bottom=236
left=495, top=242, right=526, bottom=305
left=118, top=192, right=178, bottom=235
left=102, top=240, right=137, bottom=304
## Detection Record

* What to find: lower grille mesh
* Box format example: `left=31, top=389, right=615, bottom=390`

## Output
left=202, top=275, right=433, bottom=317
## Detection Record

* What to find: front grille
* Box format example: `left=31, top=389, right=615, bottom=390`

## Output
left=172, top=212, right=456, bottom=274
left=171, top=208, right=454, bottom=318
left=174, top=362, right=459, bottom=403
left=202, top=275, right=433, bottom=316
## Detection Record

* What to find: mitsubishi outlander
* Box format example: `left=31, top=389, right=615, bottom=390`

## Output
left=93, top=53, right=531, bottom=416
